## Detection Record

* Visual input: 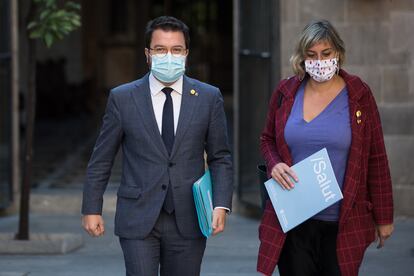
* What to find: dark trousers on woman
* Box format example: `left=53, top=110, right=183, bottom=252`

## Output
left=278, top=219, right=341, bottom=276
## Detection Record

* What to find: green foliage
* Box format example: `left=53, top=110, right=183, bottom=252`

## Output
left=28, top=0, right=81, bottom=48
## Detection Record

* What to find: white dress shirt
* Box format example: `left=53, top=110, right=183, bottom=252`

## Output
left=149, top=73, right=183, bottom=135
left=148, top=73, right=230, bottom=214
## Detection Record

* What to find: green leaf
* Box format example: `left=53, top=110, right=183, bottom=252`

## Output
left=71, top=18, right=81, bottom=27
left=49, top=22, right=58, bottom=31
left=59, top=21, right=69, bottom=28
left=69, top=15, right=81, bottom=26
left=54, top=9, right=67, bottom=18
left=40, top=10, right=51, bottom=20
left=65, top=2, right=81, bottom=10
left=44, top=32, right=53, bottom=47
left=53, top=30, right=64, bottom=40
left=29, top=0, right=81, bottom=45
left=45, top=0, right=56, bottom=8
left=27, top=21, right=37, bottom=30
left=29, top=29, right=43, bottom=39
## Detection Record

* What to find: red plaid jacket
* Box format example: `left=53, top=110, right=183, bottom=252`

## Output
left=257, top=70, right=394, bottom=276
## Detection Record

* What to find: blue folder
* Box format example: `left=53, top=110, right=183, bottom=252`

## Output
left=193, top=170, right=214, bottom=238
left=264, top=148, right=343, bottom=233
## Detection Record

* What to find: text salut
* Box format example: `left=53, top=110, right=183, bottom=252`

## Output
left=310, top=156, right=336, bottom=202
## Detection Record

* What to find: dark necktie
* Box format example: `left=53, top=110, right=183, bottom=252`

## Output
left=161, top=87, right=174, bottom=213
left=161, top=87, right=174, bottom=155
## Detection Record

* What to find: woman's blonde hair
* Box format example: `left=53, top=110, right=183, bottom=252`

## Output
left=290, top=20, right=345, bottom=79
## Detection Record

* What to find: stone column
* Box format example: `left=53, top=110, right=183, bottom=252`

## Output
left=11, top=0, right=20, bottom=206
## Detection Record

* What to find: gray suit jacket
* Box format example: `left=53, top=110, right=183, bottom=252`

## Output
left=82, top=74, right=233, bottom=239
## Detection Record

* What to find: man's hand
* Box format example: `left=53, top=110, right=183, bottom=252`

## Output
left=375, top=223, right=394, bottom=249
left=82, top=215, right=105, bottom=237
left=212, top=208, right=227, bottom=236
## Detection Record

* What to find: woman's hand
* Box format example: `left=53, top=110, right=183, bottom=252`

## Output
left=270, top=163, right=298, bottom=190
left=375, top=223, right=394, bottom=249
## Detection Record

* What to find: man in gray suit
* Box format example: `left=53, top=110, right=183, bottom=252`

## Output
left=81, top=16, right=233, bottom=276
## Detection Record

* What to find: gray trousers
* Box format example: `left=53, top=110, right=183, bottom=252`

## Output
left=119, top=210, right=206, bottom=276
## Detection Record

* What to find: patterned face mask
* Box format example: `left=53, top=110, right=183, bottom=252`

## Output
left=304, top=58, right=338, bottom=82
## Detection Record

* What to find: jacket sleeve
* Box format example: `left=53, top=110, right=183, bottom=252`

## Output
left=205, top=89, right=233, bottom=210
left=82, top=91, right=123, bottom=215
left=365, top=86, right=394, bottom=225
left=260, top=86, right=284, bottom=178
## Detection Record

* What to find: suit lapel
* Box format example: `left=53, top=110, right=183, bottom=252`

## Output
left=170, top=76, right=199, bottom=158
left=131, top=74, right=169, bottom=158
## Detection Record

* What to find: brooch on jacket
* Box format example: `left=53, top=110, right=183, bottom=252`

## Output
left=190, top=89, right=198, bottom=96
left=356, top=110, right=362, bottom=124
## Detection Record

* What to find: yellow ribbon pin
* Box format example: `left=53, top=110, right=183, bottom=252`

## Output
left=356, top=110, right=362, bottom=124
left=190, top=89, right=198, bottom=96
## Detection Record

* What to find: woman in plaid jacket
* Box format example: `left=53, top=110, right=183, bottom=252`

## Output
left=257, top=20, right=394, bottom=276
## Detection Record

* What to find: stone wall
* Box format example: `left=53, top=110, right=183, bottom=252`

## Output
left=280, top=0, right=414, bottom=216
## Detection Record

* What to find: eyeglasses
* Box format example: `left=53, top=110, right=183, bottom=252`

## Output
left=149, top=46, right=188, bottom=57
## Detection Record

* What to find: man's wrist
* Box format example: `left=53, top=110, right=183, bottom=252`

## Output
left=214, top=206, right=231, bottom=214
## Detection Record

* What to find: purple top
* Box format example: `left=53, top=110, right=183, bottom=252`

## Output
left=284, top=80, right=351, bottom=221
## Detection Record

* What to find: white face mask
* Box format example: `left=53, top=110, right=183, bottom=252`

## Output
left=151, top=53, right=186, bottom=83
left=304, top=58, right=338, bottom=82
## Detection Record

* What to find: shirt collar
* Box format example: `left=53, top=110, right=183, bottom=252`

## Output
left=149, top=73, right=183, bottom=96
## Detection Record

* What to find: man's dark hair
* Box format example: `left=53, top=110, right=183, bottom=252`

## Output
left=145, top=16, right=190, bottom=49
